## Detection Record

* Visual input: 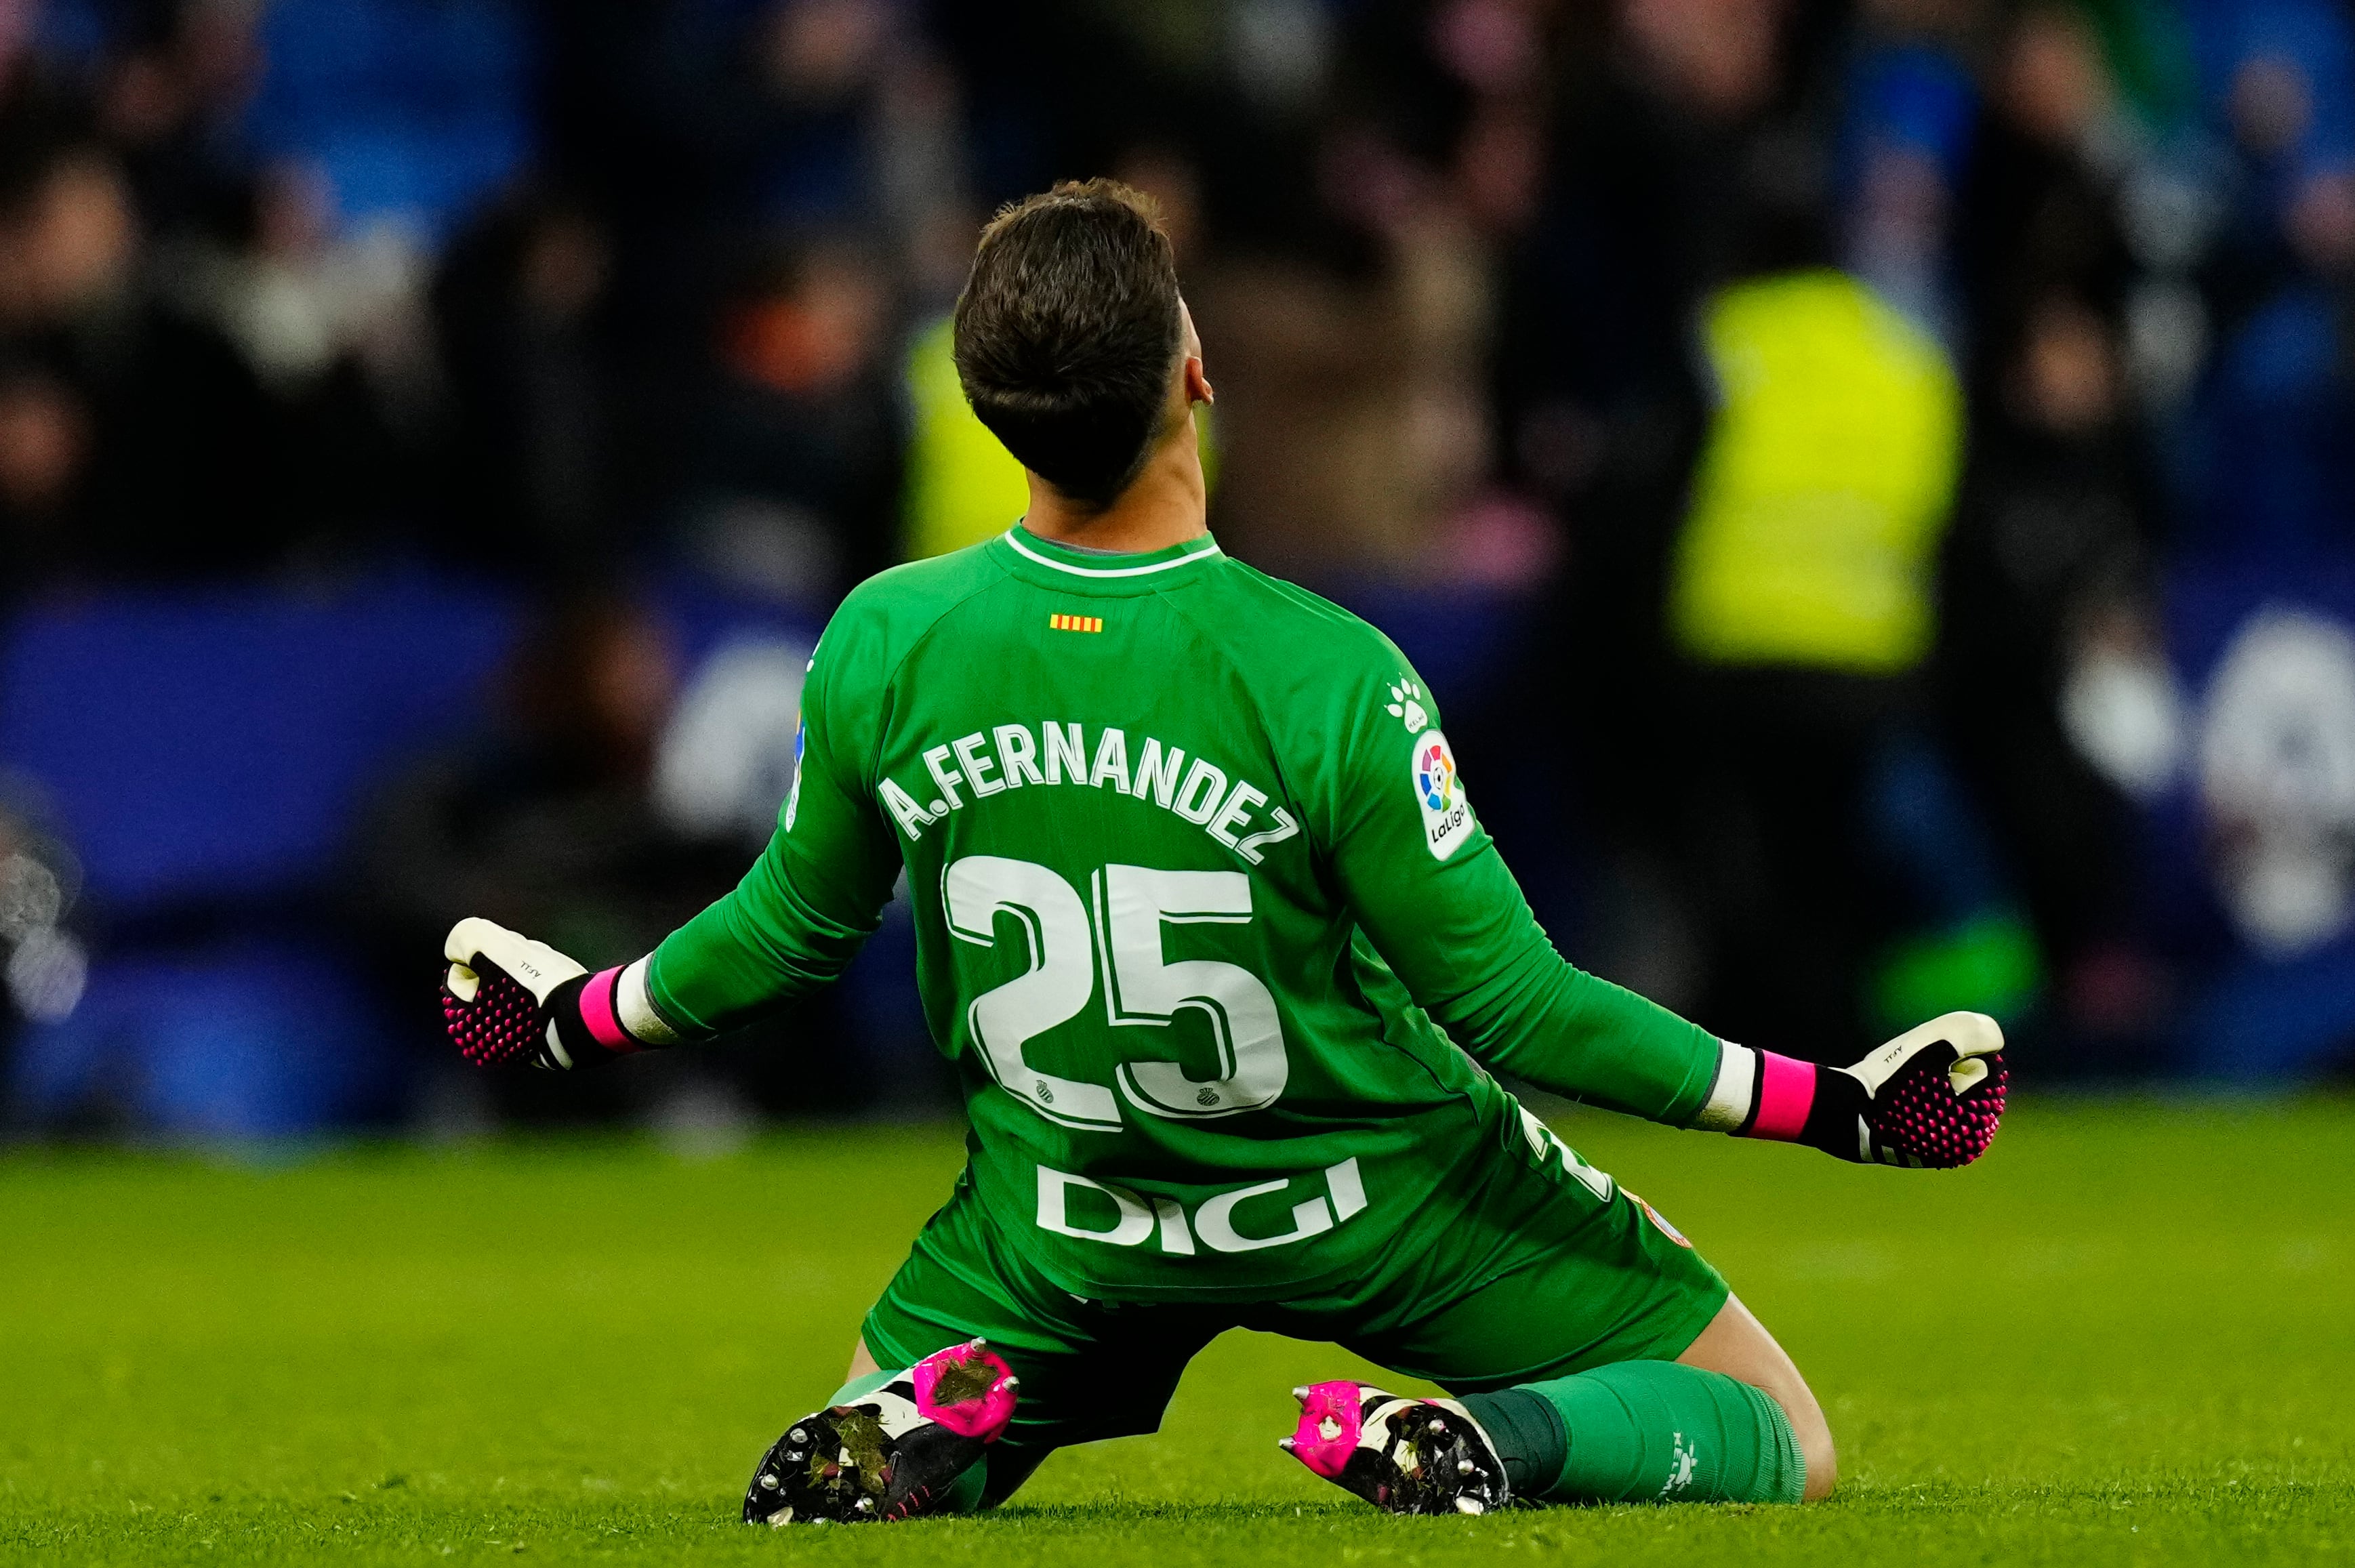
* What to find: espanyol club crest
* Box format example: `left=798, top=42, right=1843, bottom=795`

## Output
left=1634, top=1194, right=1694, bottom=1247
left=1412, top=730, right=1474, bottom=860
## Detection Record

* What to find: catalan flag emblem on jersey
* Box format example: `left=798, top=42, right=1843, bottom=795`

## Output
left=1048, top=613, right=1104, bottom=634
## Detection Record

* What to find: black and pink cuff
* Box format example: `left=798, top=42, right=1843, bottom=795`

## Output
left=1692, top=1039, right=1820, bottom=1142
left=556, top=957, right=684, bottom=1064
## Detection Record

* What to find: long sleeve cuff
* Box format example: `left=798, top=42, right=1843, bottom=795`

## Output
left=1689, top=1040, right=1759, bottom=1131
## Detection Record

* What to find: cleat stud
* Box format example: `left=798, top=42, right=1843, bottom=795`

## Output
left=1458, top=1459, right=1475, bottom=1475
left=1003, top=1375, right=1019, bottom=1388
left=1277, top=1437, right=1296, bottom=1452
left=1456, top=1497, right=1486, bottom=1515
left=1429, top=1419, right=1446, bottom=1435
left=1292, top=1386, right=1311, bottom=1405
left=759, top=1474, right=779, bottom=1489
left=790, top=1428, right=807, bottom=1443
left=855, top=1498, right=874, bottom=1514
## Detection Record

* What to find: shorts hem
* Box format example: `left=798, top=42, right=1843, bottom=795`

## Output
left=1637, top=1271, right=1733, bottom=1365
left=857, top=1309, right=923, bottom=1374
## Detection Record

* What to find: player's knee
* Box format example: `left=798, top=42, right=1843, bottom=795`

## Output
left=1795, top=1411, right=1837, bottom=1502
left=1762, top=1376, right=1836, bottom=1502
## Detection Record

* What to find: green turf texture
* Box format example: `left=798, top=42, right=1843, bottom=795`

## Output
left=4, top=1098, right=2350, bottom=1565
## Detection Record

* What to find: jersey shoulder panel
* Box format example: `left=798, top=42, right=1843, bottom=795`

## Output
left=830, top=540, right=1017, bottom=669
left=822, top=542, right=1024, bottom=706
left=1160, top=558, right=1433, bottom=848
left=1179, top=557, right=1414, bottom=694
left=812, top=541, right=1019, bottom=789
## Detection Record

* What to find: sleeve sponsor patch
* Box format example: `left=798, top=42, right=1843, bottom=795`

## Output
left=1411, top=729, right=1474, bottom=859
left=783, top=720, right=806, bottom=831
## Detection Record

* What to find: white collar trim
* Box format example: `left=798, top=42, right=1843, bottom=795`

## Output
left=1004, top=529, right=1223, bottom=578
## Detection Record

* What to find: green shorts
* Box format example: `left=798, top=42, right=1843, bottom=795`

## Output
left=861, top=1134, right=1727, bottom=1505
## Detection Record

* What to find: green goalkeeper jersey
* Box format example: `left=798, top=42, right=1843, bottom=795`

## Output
left=645, top=524, right=1724, bottom=1301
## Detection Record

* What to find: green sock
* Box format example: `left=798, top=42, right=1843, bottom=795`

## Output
left=822, top=1368, right=991, bottom=1514
left=1470, top=1361, right=1805, bottom=1505
left=1458, top=1387, right=1568, bottom=1494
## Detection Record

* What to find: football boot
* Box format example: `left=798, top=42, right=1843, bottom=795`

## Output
left=743, top=1338, right=1017, bottom=1525
left=1279, top=1380, right=1509, bottom=1516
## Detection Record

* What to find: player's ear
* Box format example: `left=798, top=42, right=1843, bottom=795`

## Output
left=1183, top=354, right=1214, bottom=408
left=1179, top=299, right=1213, bottom=407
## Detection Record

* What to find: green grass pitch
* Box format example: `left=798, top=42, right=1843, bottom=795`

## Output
left=4, top=1097, right=2350, bottom=1565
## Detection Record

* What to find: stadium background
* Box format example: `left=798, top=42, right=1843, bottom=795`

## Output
left=5, top=5, right=2354, bottom=1563
left=0, top=0, right=2351, bottom=1137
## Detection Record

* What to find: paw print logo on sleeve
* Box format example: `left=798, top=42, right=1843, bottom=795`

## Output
left=1382, top=676, right=1472, bottom=859
left=1384, top=680, right=1430, bottom=734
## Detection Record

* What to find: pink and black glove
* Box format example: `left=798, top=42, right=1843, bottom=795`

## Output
left=1699, top=1012, right=2008, bottom=1168
left=440, top=917, right=677, bottom=1070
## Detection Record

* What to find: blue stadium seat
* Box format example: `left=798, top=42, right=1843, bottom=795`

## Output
left=1, top=574, right=523, bottom=1136
left=10, top=938, right=405, bottom=1140
left=0, top=575, right=521, bottom=911
left=0, top=567, right=851, bottom=1135
left=243, top=0, right=535, bottom=241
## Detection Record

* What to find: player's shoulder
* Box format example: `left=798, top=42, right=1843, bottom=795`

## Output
left=821, top=539, right=1017, bottom=670
left=1194, top=555, right=1397, bottom=652
left=1191, top=555, right=1411, bottom=683
left=838, top=537, right=1012, bottom=621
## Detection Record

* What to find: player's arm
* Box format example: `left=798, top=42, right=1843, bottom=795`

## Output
left=1315, top=659, right=2004, bottom=1168
left=440, top=624, right=902, bottom=1068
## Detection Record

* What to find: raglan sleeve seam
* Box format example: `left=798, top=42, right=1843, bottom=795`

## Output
left=1158, top=583, right=1319, bottom=857
left=847, top=558, right=1023, bottom=796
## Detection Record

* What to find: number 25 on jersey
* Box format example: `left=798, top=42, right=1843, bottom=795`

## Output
left=943, top=857, right=1289, bottom=1130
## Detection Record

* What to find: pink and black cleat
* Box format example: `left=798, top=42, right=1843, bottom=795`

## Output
left=742, top=1339, right=1018, bottom=1526
left=1280, top=1381, right=1509, bottom=1517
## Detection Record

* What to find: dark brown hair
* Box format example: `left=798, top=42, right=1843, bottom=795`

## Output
left=952, top=180, right=1183, bottom=507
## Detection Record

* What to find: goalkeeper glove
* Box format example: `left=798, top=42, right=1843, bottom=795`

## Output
left=440, top=916, right=678, bottom=1069
left=1703, top=1011, right=2007, bottom=1168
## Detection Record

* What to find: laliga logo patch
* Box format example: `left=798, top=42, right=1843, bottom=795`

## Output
left=1417, top=739, right=1455, bottom=811
left=1412, top=730, right=1473, bottom=860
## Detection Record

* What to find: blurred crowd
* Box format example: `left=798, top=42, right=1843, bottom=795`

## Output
left=5, top=0, right=2355, bottom=1139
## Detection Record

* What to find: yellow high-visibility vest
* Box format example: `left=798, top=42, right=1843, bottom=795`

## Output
left=901, top=315, right=1032, bottom=562
left=1669, top=270, right=1962, bottom=675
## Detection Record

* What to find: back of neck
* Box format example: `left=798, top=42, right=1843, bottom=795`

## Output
left=1021, top=434, right=1209, bottom=555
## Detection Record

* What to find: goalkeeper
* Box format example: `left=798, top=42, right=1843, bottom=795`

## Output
left=441, top=181, right=2008, bottom=1524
